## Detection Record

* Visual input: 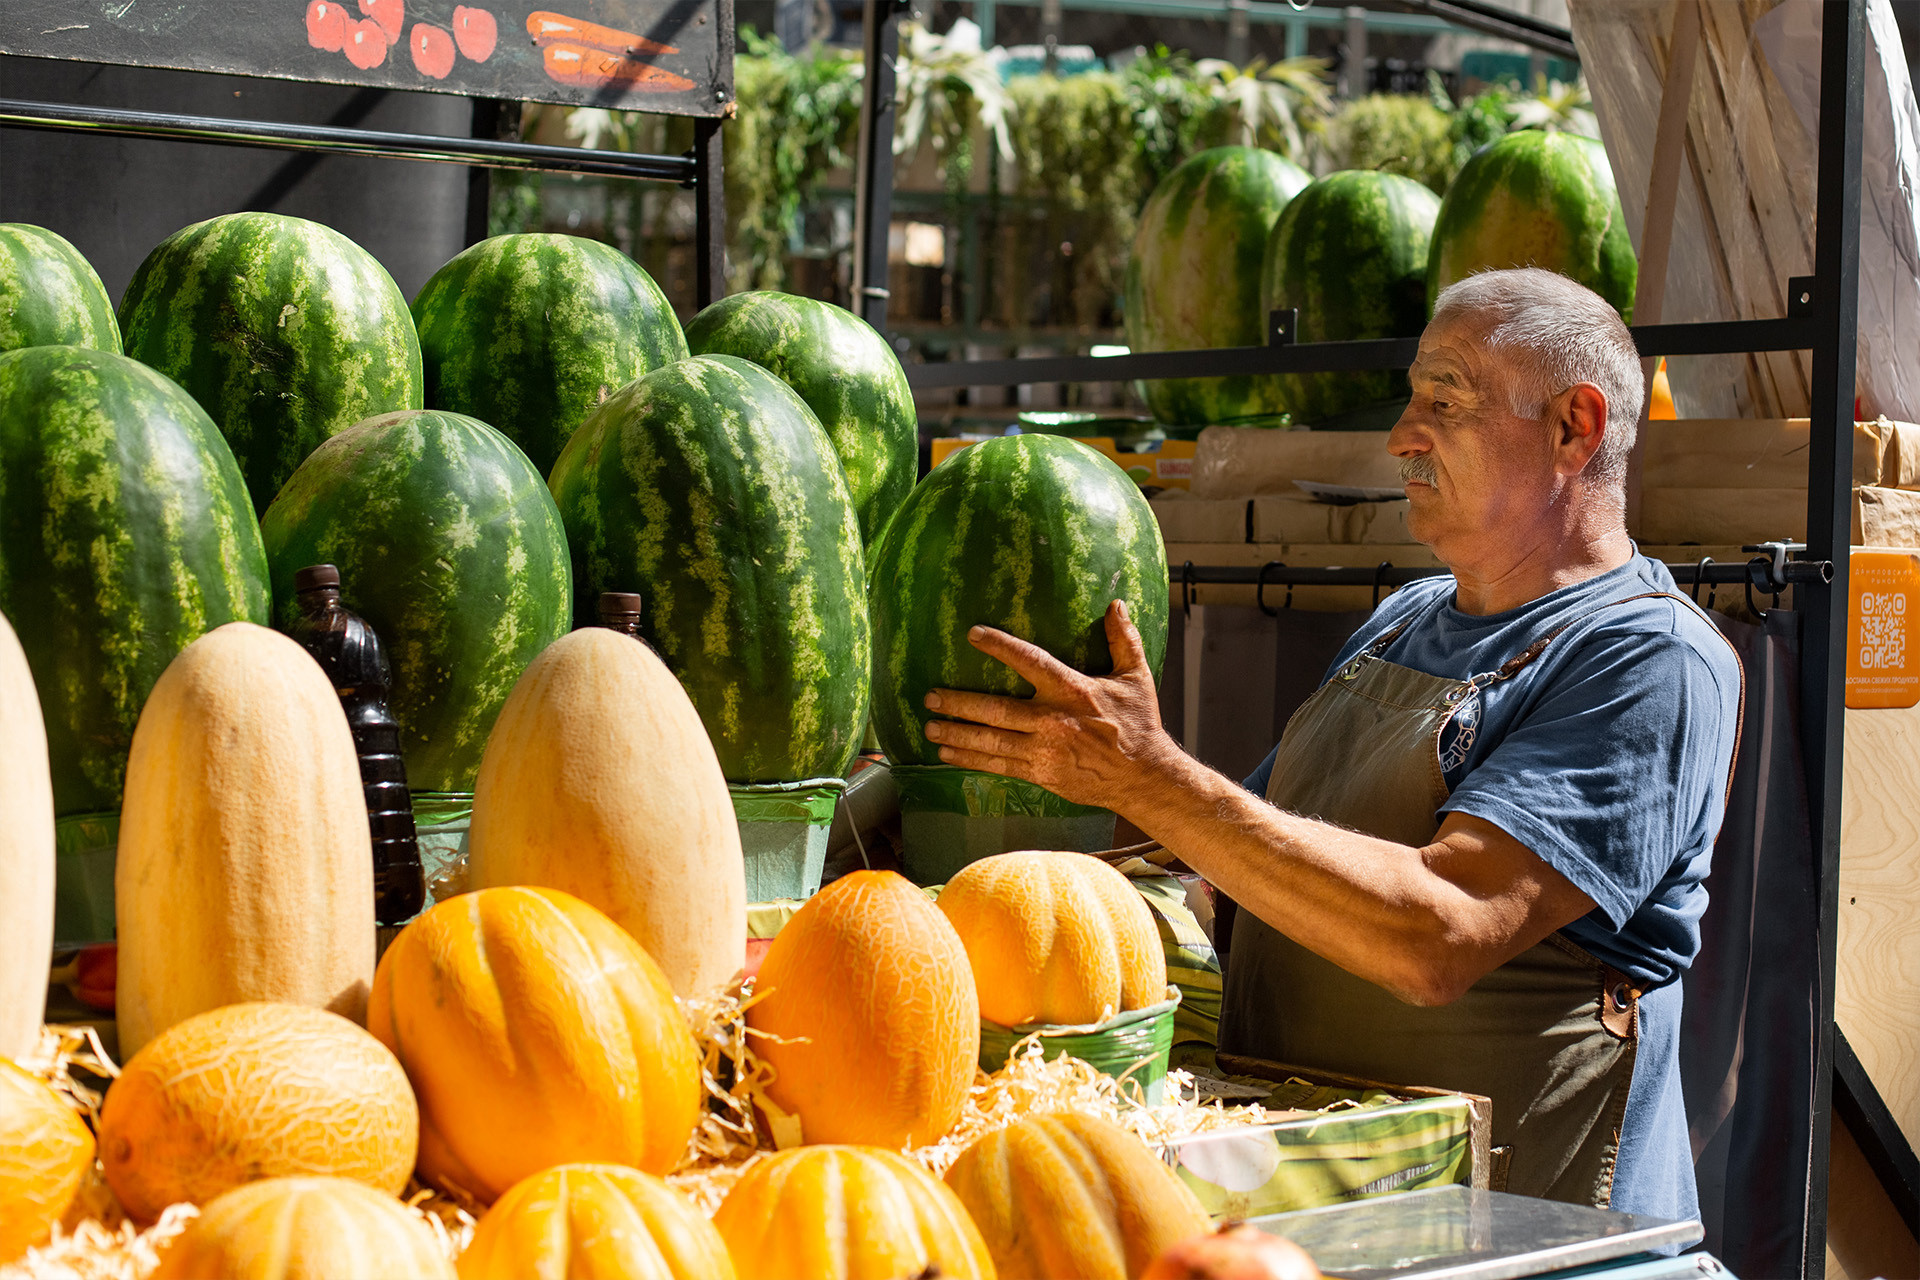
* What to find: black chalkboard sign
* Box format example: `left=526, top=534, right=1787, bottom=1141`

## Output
left=0, top=0, right=732, bottom=116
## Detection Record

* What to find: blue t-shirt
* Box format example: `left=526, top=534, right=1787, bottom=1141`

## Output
left=1243, top=553, right=1741, bottom=1223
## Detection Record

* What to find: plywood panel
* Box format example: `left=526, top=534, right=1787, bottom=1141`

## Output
left=1838, top=704, right=1920, bottom=1155
left=1825, top=1109, right=1920, bottom=1280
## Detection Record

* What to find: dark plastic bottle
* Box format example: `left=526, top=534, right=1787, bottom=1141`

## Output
left=597, top=591, right=645, bottom=637
left=287, top=564, right=426, bottom=926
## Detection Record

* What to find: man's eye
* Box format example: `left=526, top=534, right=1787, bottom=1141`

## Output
left=1432, top=399, right=1451, bottom=411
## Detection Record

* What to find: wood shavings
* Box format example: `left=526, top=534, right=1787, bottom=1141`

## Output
left=403, top=1182, right=478, bottom=1260
left=0, top=1204, right=196, bottom=1280
left=16, top=1024, right=119, bottom=1125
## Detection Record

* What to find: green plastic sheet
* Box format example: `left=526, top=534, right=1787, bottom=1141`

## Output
left=731, top=778, right=845, bottom=901
left=54, top=811, right=118, bottom=944
left=891, top=765, right=1116, bottom=886
left=978, top=989, right=1181, bottom=1105
left=413, top=791, right=472, bottom=905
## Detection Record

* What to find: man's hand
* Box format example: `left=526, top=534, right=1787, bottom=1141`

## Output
left=921, top=600, right=1180, bottom=811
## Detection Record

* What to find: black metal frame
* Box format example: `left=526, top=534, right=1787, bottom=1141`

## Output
left=0, top=87, right=729, bottom=306
left=863, top=0, right=1901, bottom=1266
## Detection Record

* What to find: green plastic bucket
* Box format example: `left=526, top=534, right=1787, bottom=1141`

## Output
left=54, top=811, right=118, bottom=944
left=731, top=778, right=845, bottom=901
left=979, top=988, right=1182, bottom=1105
left=891, top=764, right=1116, bottom=887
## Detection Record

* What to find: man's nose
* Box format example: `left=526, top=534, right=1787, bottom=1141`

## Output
left=1387, top=409, right=1429, bottom=458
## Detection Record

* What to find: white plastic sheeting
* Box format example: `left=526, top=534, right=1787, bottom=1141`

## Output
left=1568, top=0, right=1920, bottom=422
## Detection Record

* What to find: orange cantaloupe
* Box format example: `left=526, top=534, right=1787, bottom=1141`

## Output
left=457, top=1163, right=736, bottom=1280
left=937, top=850, right=1167, bottom=1026
left=712, top=1146, right=994, bottom=1280
left=0, top=1059, right=95, bottom=1264
left=150, top=1176, right=455, bottom=1280
left=367, top=886, right=701, bottom=1204
left=468, top=627, right=747, bottom=999
left=945, top=1111, right=1211, bottom=1280
left=97, top=1002, right=417, bottom=1223
left=745, top=869, right=978, bottom=1148
left=114, top=622, right=374, bottom=1057
left=0, top=612, right=54, bottom=1061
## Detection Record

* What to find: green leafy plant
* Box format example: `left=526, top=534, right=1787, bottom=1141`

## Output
left=1510, top=75, right=1599, bottom=138
left=1325, top=92, right=1456, bottom=191
left=1193, top=55, right=1333, bottom=160
left=895, top=17, right=1014, bottom=198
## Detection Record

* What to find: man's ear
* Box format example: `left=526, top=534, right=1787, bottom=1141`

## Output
left=1552, top=383, right=1610, bottom=477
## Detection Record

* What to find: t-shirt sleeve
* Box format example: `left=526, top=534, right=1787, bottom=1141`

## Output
left=1439, top=616, right=1739, bottom=928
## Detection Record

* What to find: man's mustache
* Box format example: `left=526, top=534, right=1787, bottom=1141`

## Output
left=1400, top=455, right=1440, bottom=486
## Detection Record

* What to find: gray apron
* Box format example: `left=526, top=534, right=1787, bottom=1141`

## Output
left=1219, top=592, right=1699, bottom=1208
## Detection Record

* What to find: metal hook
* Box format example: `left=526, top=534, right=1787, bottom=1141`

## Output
left=1180, top=560, right=1196, bottom=621
left=1256, top=561, right=1291, bottom=616
left=1743, top=556, right=1778, bottom=620
left=1692, top=556, right=1716, bottom=609
left=1372, top=560, right=1393, bottom=610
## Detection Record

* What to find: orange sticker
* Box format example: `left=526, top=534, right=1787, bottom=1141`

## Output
left=1847, top=551, right=1920, bottom=708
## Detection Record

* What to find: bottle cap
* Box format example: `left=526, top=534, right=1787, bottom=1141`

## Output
left=598, top=591, right=644, bottom=618
left=295, top=564, right=342, bottom=592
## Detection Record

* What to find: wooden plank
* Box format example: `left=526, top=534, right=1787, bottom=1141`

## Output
left=1190, top=428, right=1401, bottom=499
left=1837, top=704, right=1920, bottom=1156
left=0, top=1, right=731, bottom=117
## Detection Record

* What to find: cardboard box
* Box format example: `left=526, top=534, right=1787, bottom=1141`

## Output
left=929, top=436, right=1198, bottom=490
left=1190, top=429, right=1402, bottom=499
left=1150, top=496, right=1249, bottom=544
left=1160, top=1053, right=1491, bottom=1220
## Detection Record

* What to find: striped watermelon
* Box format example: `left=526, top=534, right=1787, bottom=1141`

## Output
left=1427, top=131, right=1637, bottom=318
left=868, top=434, right=1168, bottom=766
left=1123, top=146, right=1310, bottom=426
left=118, top=212, right=424, bottom=514
left=0, top=225, right=120, bottom=355
left=548, top=355, right=870, bottom=783
left=411, top=234, right=688, bottom=475
left=0, top=347, right=268, bottom=815
left=258, top=410, right=571, bottom=794
left=684, top=292, right=916, bottom=549
left=1260, top=170, right=1441, bottom=425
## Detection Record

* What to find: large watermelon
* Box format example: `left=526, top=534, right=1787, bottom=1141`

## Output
left=868, top=434, right=1168, bottom=766
left=258, top=410, right=571, bottom=794
left=411, top=234, right=688, bottom=476
left=0, top=225, right=121, bottom=355
left=0, top=347, right=269, bottom=815
left=684, top=292, right=916, bottom=549
left=1123, top=146, right=1310, bottom=426
left=1259, top=170, right=1441, bottom=425
left=1427, top=131, right=1637, bottom=318
left=548, top=354, right=869, bottom=783
left=118, top=212, right=424, bottom=514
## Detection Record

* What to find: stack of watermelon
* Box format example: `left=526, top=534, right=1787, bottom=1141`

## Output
left=1124, top=129, right=1636, bottom=428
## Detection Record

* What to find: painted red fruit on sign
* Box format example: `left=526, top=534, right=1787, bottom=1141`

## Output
left=452, top=6, right=498, bottom=61
left=360, top=0, right=404, bottom=42
left=306, top=0, right=349, bottom=51
left=411, top=23, right=455, bottom=78
left=343, top=16, right=390, bottom=67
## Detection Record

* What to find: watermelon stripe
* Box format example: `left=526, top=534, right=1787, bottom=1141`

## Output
left=869, top=434, right=1168, bottom=765
left=1426, top=131, right=1636, bottom=319
left=1124, top=146, right=1310, bottom=426
left=685, top=291, right=916, bottom=549
left=259, top=410, right=572, bottom=794
left=549, top=354, right=870, bottom=782
left=0, top=347, right=269, bottom=814
left=118, top=212, right=424, bottom=514
left=411, top=234, right=687, bottom=476
left=1260, top=170, right=1440, bottom=424
left=0, top=225, right=121, bottom=355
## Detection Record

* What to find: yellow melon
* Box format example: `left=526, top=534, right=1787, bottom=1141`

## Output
left=0, top=612, right=54, bottom=1061
left=367, top=886, right=701, bottom=1204
left=945, top=1111, right=1211, bottom=1280
left=97, top=1002, right=417, bottom=1223
left=457, top=1163, right=736, bottom=1280
left=468, top=627, right=747, bottom=999
left=150, top=1176, right=454, bottom=1280
left=114, top=622, right=374, bottom=1058
left=0, top=1059, right=95, bottom=1264
left=938, top=850, right=1167, bottom=1026
left=713, top=1146, right=994, bottom=1280
left=746, top=869, right=978, bottom=1148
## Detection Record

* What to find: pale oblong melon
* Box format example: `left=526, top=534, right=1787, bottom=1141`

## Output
left=115, top=622, right=374, bottom=1057
left=468, top=627, right=747, bottom=998
left=0, top=611, right=54, bottom=1061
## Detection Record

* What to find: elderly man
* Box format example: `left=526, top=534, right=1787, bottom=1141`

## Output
left=921, top=268, right=1743, bottom=1222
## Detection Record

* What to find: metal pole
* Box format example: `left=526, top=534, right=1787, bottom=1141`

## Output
left=1802, top=0, right=1866, bottom=1271
left=978, top=0, right=997, bottom=46
left=852, top=0, right=904, bottom=332
left=1227, top=0, right=1250, bottom=66
left=1339, top=6, right=1368, bottom=98
left=464, top=99, right=513, bottom=247
left=692, top=116, right=727, bottom=308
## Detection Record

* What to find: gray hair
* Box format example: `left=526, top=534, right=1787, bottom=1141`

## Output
left=1430, top=268, right=1644, bottom=486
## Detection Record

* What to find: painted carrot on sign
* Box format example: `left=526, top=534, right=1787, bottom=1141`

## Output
left=540, top=42, right=695, bottom=91
left=525, top=10, right=678, bottom=56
